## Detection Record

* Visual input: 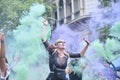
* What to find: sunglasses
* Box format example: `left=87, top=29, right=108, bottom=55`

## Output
left=57, top=41, right=65, bottom=44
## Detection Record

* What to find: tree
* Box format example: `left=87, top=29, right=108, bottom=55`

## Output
left=99, top=0, right=118, bottom=7
left=44, top=0, right=56, bottom=17
left=98, top=26, right=110, bottom=43
left=0, top=0, right=43, bottom=32
left=43, top=0, right=57, bottom=30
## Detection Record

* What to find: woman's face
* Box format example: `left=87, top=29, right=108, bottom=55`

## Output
left=56, top=42, right=66, bottom=49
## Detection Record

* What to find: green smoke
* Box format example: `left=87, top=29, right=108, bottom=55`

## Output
left=68, top=57, right=88, bottom=79
left=110, top=22, right=120, bottom=40
left=10, top=3, right=51, bottom=80
left=92, top=22, right=120, bottom=62
left=81, top=22, right=120, bottom=80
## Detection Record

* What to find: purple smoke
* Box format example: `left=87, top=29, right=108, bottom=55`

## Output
left=50, top=1, right=120, bottom=80
left=50, top=24, right=82, bottom=52
left=87, top=0, right=120, bottom=41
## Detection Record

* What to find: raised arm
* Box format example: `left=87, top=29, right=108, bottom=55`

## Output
left=69, top=53, right=81, bottom=58
left=69, top=38, right=89, bottom=58
left=0, top=32, right=6, bottom=77
left=41, top=19, right=48, bottom=42
left=80, top=38, right=89, bottom=56
left=41, top=20, right=55, bottom=54
left=41, top=19, right=49, bottom=48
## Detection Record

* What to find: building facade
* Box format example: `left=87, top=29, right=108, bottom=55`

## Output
left=53, top=0, right=99, bottom=25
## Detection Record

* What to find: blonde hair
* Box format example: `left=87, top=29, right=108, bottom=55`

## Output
left=55, top=39, right=65, bottom=45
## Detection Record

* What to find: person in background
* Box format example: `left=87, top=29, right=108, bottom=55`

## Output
left=0, top=32, right=10, bottom=80
left=66, top=57, right=88, bottom=80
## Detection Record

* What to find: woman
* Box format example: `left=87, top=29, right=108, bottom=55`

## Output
left=42, top=20, right=89, bottom=80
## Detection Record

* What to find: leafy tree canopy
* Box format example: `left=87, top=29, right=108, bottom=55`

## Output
left=0, top=0, right=43, bottom=32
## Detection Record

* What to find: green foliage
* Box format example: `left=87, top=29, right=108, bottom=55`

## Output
left=99, top=0, right=111, bottom=7
left=98, top=27, right=110, bottom=42
left=44, top=0, right=56, bottom=17
left=99, top=0, right=118, bottom=7
left=0, top=0, right=43, bottom=32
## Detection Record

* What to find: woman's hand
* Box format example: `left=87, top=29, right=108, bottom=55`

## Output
left=65, top=67, right=72, bottom=74
left=43, top=19, right=48, bottom=26
left=83, top=38, right=89, bottom=45
left=0, top=32, right=4, bottom=43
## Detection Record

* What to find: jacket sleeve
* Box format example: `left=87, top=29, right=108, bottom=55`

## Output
left=69, top=52, right=81, bottom=58
left=42, top=41, right=54, bottom=55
